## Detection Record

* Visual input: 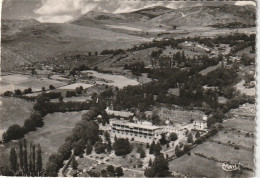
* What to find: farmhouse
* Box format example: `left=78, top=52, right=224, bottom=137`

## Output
left=109, top=119, right=162, bottom=143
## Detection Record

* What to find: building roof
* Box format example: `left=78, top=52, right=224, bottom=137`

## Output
left=105, top=108, right=134, bottom=117
left=110, top=119, right=160, bottom=130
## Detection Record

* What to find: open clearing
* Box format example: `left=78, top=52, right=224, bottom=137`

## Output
left=211, top=130, right=254, bottom=149
left=169, top=154, right=253, bottom=178
left=154, top=106, right=204, bottom=125
left=51, top=96, right=91, bottom=103
left=0, top=97, right=33, bottom=140
left=235, top=80, right=255, bottom=96
left=58, top=83, right=93, bottom=90
left=199, top=63, right=220, bottom=76
left=24, top=111, right=86, bottom=166
left=223, top=118, right=255, bottom=133
left=0, top=74, right=67, bottom=94
left=192, top=141, right=254, bottom=170
left=81, top=70, right=139, bottom=89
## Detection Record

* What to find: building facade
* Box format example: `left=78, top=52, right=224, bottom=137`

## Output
left=109, top=119, right=162, bottom=143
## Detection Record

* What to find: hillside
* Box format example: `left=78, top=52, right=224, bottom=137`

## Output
left=2, top=19, right=40, bottom=35
left=1, top=22, right=151, bottom=71
left=148, top=5, right=256, bottom=27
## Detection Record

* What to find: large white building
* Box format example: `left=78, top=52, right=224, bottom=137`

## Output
left=109, top=119, right=162, bottom=143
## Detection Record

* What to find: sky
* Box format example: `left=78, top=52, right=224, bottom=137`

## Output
left=1, top=0, right=256, bottom=23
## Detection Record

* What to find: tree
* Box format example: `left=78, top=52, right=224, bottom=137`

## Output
left=146, top=143, right=150, bottom=148
left=3, top=124, right=25, bottom=142
left=148, top=158, right=153, bottom=167
left=9, top=148, right=18, bottom=172
left=18, top=141, right=24, bottom=171
left=71, top=155, right=78, bottom=170
left=159, top=133, right=168, bottom=145
left=23, top=145, right=28, bottom=175
left=94, top=142, right=106, bottom=154
left=149, top=140, right=155, bottom=154
left=115, top=167, right=124, bottom=177
left=30, top=112, right=44, bottom=128
left=113, top=138, right=132, bottom=156
left=187, top=133, right=193, bottom=143
left=145, top=154, right=170, bottom=177
left=107, top=140, right=112, bottom=153
left=58, top=142, right=72, bottom=160
left=14, top=89, right=22, bottom=95
left=195, top=131, right=200, bottom=138
left=144, top=168, right=155, bottom=177
left=175, top=145, right=184, bottom=157
left=140, top=147, right=146, bottom=158
left=24, top=119, right=36, bottom=133
left=183, top=144, right=191, bottom=153
left=86, top=141, right=93, bottom=155
left=49, top=85, right=55, bottom=90
left=59, top=96, right=63, bottom=102
left=154, top=142, right=162, bottom=155
left=73, top=139, right=86, bottom=156
left=46, top=161, right=58, bottom=176
left=107, top=165, right=115, bottom=176
left=36, top=145, right=42, bottom=175
left=170, top=132, right=178, bottom=141
left=49, top=153, right=63, bottom=168
left=32, top=145, right=36, bottom=174
left=104, top=131, right=110, bottom=142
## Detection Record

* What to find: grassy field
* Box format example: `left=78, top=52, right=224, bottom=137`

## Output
left=154, top=106, right=204, bottom=125
left=24, top=111, right=86, bottom=166
left=235, top=80, right=255, bottom=96
left=0, top=74, right=67, bottom=94
left=58, top=83, right=93, bottom=90
left=192, top=141, right=254, bottom=170
left=199, top=62, right=220, bottom=76
left=81, top=70, right=139, bottom=89
left=223, top=118, right=255, bottom=133
left=169, top=154, right=254, bottom=178
left=211, top=130, right=254, bottom=150
left=0, top=97, right=33, bottom=139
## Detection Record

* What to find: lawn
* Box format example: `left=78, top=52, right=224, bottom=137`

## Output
left=211, top=130, right=255, bottom=149
left=0, top=97, right=33, bottom=140
left=169, top=154, right=253, bottom=178
left=24, top=111, right=86, bottom=166
left=77, top=157, right=98, bottom=172
left=192, top=141, right=254, bottom=170
left=223, top=118, right=255, bottom=133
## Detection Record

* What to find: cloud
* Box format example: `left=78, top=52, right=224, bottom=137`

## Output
left=234, top=1, right=256, bottom=6
left=31, top=0, right=255, bottom=23
left=36, top=15, right=74, bottom=23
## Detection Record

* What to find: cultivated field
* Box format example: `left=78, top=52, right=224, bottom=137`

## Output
left=24, top=111, right=87, bottom=166
left=169, top=154, right=253, bottom=178
left=192, top=141, right=254, bottom=170
left=0, top=97, right=33, bottom=140
left=223, top=118, right=255, bottom=133
left=211, top=130, right=254, bottom=150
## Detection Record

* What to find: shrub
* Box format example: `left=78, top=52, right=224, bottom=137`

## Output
left=113, top=138, right=132, bottom=156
